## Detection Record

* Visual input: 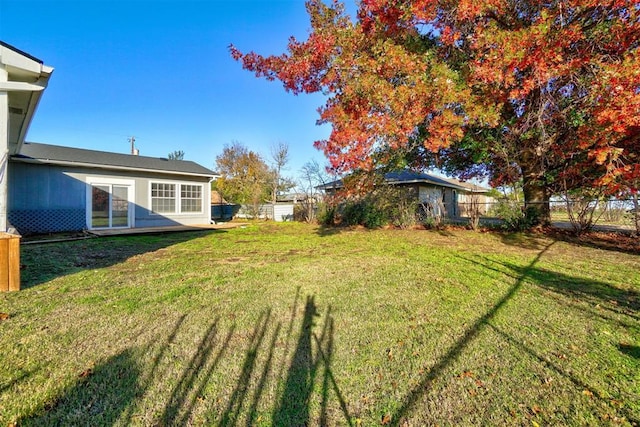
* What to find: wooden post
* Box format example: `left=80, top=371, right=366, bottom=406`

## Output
left=0, top=233, right=20, bottom=292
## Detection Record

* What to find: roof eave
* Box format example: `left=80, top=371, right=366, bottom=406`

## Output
left=385, top=178, right=468, bottom=191
left=1, top=42, right=54, bottom=155
left=14, top=76, right=51, bottom=154
left=11, top=157, right=218, bottom=179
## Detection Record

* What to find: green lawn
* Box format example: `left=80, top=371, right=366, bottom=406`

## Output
left=1, top=222, right=638, bottom=426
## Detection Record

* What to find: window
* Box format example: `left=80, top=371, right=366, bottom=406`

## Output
left=151, top=183, right=176, bottom=213
left=181, top=184, right=202, bottom=213
left=150, top=182, right=203, bottom=214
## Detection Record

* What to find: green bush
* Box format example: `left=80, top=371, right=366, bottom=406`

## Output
left=341, top=199, right=388, bottom=228
left=324, top=187, right=417, bottom=229
left=384, top=189, right=418, bottom=229
left=341, top=201, right=362, bottom=226
left=491, top=200, right=535, bottom=231
left=362, top=203, right=387, bottom=228
left=317, top=202, right=337, bottom=226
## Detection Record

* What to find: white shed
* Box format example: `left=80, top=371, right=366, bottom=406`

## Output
left=272, top=204, right=294, bottom=222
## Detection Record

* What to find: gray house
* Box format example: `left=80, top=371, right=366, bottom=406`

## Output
left=8, top=142, right=217, bottom=234
left=1, top=41, right=217, bottom=236
left=318, top=169, right=492, bottom=219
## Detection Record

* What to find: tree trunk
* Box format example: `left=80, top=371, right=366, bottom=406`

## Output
left=632, top=192, right=639, bottom=235
left=521, top=166, right=551, bottom=226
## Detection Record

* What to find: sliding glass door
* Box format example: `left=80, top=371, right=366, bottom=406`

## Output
left=90, top=183, right=131, bottom=229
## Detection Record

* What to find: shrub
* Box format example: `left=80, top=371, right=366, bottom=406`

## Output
left=384, top=189, right=418, bottom=229
left=361, top=203, right=387, bottom=228
left=491, top=199, right=536, bottom=231
left=341, top=200, right=387, bottom=228
left=317, top=202, right=337, bottom=226
left=562, top=188, right=604, bottom=235
left=417, top=200, right=446, bottom=229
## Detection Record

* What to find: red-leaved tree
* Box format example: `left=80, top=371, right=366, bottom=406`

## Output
left=231, top=0, right=640, bottom=224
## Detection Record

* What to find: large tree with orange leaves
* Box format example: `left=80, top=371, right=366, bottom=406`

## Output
left=231, top=0, right=640, bottom=224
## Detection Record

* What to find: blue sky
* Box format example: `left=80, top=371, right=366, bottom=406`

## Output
left=0, top=0, right=356, bottom=178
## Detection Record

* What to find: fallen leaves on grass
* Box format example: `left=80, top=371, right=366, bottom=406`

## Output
left=381, top=413, right=392, bottom=425
left=553, top=352, right=568, bottom=360
left=457, top=370, right=474, bottom=379
left=78, top=367, right=94, bottom=378
left=546, top=229, right=640, bottom=254
left=0, top=312, right=9, bottom=321
left=610, top=399, right=623, bottom=408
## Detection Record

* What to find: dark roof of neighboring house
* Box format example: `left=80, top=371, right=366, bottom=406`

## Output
left=12, top=142, right=217, bottom=178
left=318, top=169, right=490, bottom=193
left=211, top=190, right=228, bottom=204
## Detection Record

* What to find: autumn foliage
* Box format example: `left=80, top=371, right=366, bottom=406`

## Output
left=231, top=0, right=640, bottom=223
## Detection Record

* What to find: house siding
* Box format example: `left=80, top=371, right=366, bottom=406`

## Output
left=8, top=161, right=212, bottom=234
left=416, top=185, right=460, bottom=218
left=442, top=188, right=458, bottom=218
left=8, top=163, right=86, bottom=233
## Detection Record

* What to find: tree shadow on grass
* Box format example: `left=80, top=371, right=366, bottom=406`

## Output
left=496, top=231, right=551, bottom=251
left=501, top=260, right=640, bottom=319
left=219, top=311, right=272, bottom=426
left=486, top=322, right=640, bottom=425
left=389, top=242, right=555, bottom=426
left=16, top=293, right=353, bottom=425
left=463, top=253, right=640, bottom=322
left=315, top=225, right=343, bottom=237
left=135, top=291, right=352, bottom=426
left=161, top=316, right=235, bottom=426
left=495, top=227, right=640, bottom=255
left=389, top=246, right=638, bottom=425
left=618, top=343, right=640, bottom=359
left=545, top=228, right=640, bottom=256
left=20, top=349, right=141, bottom=426
left=18, top=314, right=189, bottom=426
left=19, top=230, right=223, bottom=288
left=271, top=296, right=349, bottom=426
left=201, top=293, right=352, bottom=426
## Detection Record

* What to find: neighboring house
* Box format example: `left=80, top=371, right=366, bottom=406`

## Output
left=317, top=169, right=493, bottom=219
left=277, top=192, right=323, bottom=205
left=8, top=142, right=217, bottom=234
left=211, top=190, right=228, bottom=205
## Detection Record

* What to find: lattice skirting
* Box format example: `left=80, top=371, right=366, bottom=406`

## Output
left=8, top=209, right=86, bottom=235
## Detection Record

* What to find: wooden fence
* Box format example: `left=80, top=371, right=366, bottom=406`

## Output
left=0, top=233, right=20, bottom=292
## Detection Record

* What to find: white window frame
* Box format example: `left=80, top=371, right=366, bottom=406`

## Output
left=179, top=183, right=203, bottom=213
left=86, top=177, right=135, bottom=229
left=150, top=182, right=177, bottom=214
left=148, top=180, right=205, bottom=215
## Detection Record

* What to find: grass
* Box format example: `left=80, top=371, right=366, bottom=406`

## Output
left=1, top=222, right=639, bottom=426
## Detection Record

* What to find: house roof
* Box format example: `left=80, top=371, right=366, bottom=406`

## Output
left=0, top=41, right=54, bottom=155
left=317, top=169, right=490, bottom=193
left=12, top=142, right=217, bottom=178
left=211, top=190, right=228, bottom=204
